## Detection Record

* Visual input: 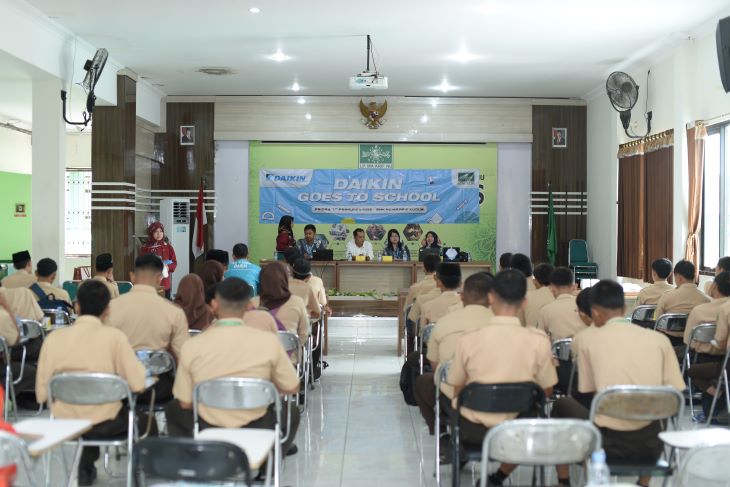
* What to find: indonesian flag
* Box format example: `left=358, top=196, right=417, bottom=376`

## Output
left=192, top=181, right=206, bottom=258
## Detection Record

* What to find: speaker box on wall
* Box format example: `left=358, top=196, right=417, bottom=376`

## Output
left=718, top=16, right=730, bottom=93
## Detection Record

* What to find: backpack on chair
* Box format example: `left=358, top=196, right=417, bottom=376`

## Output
left=29, top=283, right=73, bottom=314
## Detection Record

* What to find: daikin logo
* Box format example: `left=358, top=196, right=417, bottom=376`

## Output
left=260, top=170, right=312, bottom=187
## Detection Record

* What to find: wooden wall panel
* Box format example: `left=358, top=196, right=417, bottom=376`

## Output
left=531, top=105, right=587, bottom=266
left=152, top=102, right=215, bottom=272
left=91, top=75, right=136, bottom=281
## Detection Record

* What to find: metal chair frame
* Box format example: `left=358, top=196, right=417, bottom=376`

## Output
left=404, top=303, right=414, bottom=361
left=674, top=443, right=730, bottom=487
left=630, top=305, right=657, bottom=327
left=681, top=323, right=717, bottom=419
left=654, top=313, right=689, bottom=334
left=188, top=329, right=202, bottom=337
left=706, top=345, right=730, bottom=425
left=478, top=419, right=602, bottom=487
left=47, top=372, right=137, bottom=486
left=0, top=336, right=18, bottom=421
left=41, top=308, right=72, bottom=325
left=193, top=377, right=282, bottom=487
left=434, top=360, right=451, bottom=487
left=135, top=349, right=176, bottom=438
left=278, top=331, right=308, bottom=410
left=308, top=305, right=325, bottom=389
left=420, top=323, right=436, bottom=375
left=589, top=385, right=684, bottom=480
left=0, top=430, right=40, bottom=486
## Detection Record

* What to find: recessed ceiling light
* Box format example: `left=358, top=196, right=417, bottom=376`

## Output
left=448, top=47, right=480, bottom=63
left=420, top=115, right=429, bottom=124
left=249, top=7, right=261, bottom=13
left=291, top=82, right=301, bottom=91
left=305, top=113, right=312, bottom=120
left=268, top=50, right=291, bottom=62
left=297, top=97, right=306, bottom=104
left=432, top=79, right=457, bottom=93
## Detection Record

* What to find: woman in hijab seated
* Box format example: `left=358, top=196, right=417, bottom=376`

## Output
left=197, top=260, right=225, bottom=304
left=174, top=274, right=213, bottom=331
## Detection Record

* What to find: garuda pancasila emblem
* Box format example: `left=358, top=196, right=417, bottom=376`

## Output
left=359, top=99, right=388, bottom=129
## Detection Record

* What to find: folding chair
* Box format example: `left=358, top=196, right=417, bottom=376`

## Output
left=135, top=349, right=176, bottom=438
left=674, top=443, right=730, bottom=487
left=278, top=331, right=307, bottom=410
left=654, top=314, right=689, bottom=346
left=682, top=324, right=717, bottom=419
left=404, top=303, right=414, bottom=360
left=0, top=430, right=40, bottom=485
left=308, top=305, right=325, bottom=388
left=551, top=338, right=573, bottom=398
left=568, top=239, right=598, bottom=280
left=420, top=323, right=436, bottom=374
left=62, top=281, right=81, bottom=302
left=42, top=308, right=72, bottom=325
left=188, top=329, right=202, bottom=337
left=631, top=305, right=657, bottom=329
left=452, top=382, right=545, bottom=487
left=117, top=281, right=134, bottom=295
left=16, top=319, right=45, bottom=415
left=0, top=336, right=18, bottom=421
left=706, top=345, right=730, bottom=425
left=478, top=419, right=602, bottom=487
left=47, top=373, right=137, bottom=486
left=135, top=437, right=252, bottom=486
left=588, top=385, right=684, bottom=479
left=435, top=360, right=451, bottom=487
left=193, top=377, right=282, bottom=487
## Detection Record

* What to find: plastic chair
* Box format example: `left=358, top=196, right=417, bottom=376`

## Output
left=193, top=377, right=282, bottom=487
left=568, top=240, right=598, bottom=280
left=278, top=331, right=308, bottom=410
left=117, top=281, right=133, bottom=295
left=420, top=323, right=436, bottom=374
left=61, top=281, right=81, bottom=302
left=452, top=382, right=546, bottom=487
left=135, top=437, right=252, bottom=486
left=478, top=419, right=602, bottom=487
left=675, top=443, right=730, bottom=487
left=434, top=360, right=451, bottom=487
left=631, top=305, right=657, bottom=328
left=47, top=373, right=137, bottom=486
left=682, top=323, right=717, bottom=418
left=588, top=385, right=684, bottom=479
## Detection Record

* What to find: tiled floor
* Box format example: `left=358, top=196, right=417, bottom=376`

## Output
left=13, top=316, right=720, bottom=486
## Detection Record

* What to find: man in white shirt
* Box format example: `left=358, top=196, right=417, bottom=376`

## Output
left=345, top=228, right=374, bottom=260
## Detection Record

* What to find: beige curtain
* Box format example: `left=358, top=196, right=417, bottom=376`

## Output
left=685, top=123, right=707, bottom=271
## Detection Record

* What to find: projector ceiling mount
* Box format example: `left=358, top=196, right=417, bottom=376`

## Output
left=350, top=35, right=388, bottom=90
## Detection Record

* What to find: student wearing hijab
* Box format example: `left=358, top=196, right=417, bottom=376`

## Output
left=197, top=260, right=225, bottom=303
left=276, top=215, right=296, bottom=252
left=252, top=261, right=309, bottom=345
left=140, top=222, right=177, bottom=298
left=174, top=274, right=214, bottom=330
left=420, top=231, right=442, bottom=250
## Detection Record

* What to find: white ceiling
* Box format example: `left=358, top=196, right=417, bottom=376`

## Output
left=15, top=0, right=730, bottom=98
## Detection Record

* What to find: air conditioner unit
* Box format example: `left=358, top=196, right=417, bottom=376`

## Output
left=159, top=198, right=190, bottom=297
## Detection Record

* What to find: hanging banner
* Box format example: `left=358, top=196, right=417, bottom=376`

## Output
left=259, top=168, right=480, bottom=224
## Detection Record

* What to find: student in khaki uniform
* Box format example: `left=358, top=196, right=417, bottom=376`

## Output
left=35, top=280, right=146, bottom=485
left=165, top=278, right=300, bottom=455
left=447, top=270, right=557, bottom=486
left=519, top=263, right=554, bottom=327
left=406, top=253, right=440, bottom=305
left=537, top=267, right=587, bottom=341
left=559, top=288, right=596, bottom=408
left=679, top=271, right=730, bottom=362
left=510, top=253, right=537, bottom=291
left=0, top=292, right=36, bottom=396
left=704, top=256, right=730, bottom=294
left=552, top=280, right=685, bottom=487
left=92, top=253, right=120, bottom=299
left=408, top=285, right=441, bottom=330
left=289, top=259, right=322, bottom=319
left=1, top=250, right=36, bottom=289
left=655, top=260, right=710, bottom=318
left=414, top=272, right=494, bottom=435
left=253, top=261, right=309, bottom=345
left=33, top=258, right=71, bottom=303
left=498, top=252, right=512, bottom=272
left=421, top=263, right=462, bottom=326
left=635, top=258, right=674, bottom=307
left=106, top=254, right=189, bottom=403
left=0, top=287, right=43, bottom=321
left=243, top=308, right=279, bottom=334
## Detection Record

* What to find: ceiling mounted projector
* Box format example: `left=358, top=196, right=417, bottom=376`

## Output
left=350, top=35, right=387, bottom=90
left=350, top=72, right=388, bottom=90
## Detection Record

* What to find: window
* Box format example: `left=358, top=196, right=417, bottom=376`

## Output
left=64, top=169, right=92, bottom=256
left=701, top=123, right=730, bottom=271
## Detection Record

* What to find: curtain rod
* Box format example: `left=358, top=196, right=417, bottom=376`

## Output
left=697, top=112, right=730, bottom=128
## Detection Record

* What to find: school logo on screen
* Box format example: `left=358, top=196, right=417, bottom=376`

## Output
left=259, top=169, right=313, bottom=188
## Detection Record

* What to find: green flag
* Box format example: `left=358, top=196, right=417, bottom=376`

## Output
left=547, top=185, right=557, bottom=265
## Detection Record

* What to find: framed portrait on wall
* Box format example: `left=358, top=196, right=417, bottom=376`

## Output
left=552, top=128, right=567, bottom=148
left=180, top=125, right=195, bottom=146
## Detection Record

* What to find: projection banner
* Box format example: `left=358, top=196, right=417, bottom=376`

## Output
left=259, top=168, right=480, bottom=224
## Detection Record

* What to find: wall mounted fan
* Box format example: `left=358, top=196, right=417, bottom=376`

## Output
left=605, top=71, right=652, bottom=139
left=61, top=48, right=108, bottom=127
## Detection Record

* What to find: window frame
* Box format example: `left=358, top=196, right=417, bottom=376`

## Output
left=701, top=123, right=729, bottom=273
left=64, top=167, right=92, bottom=258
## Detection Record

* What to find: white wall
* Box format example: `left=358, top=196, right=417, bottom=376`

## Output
left=497, top=143, right=532, bottom=259
left=587, top=27, right=730, bottom=280
left=214, top=141, right=249, bottom=256
left=0, top=128, right=31, bottom=174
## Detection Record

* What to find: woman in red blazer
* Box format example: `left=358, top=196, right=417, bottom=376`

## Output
left=276, top=215, right=295, bottom=252
left=140, top=221, right=177, bottom=298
